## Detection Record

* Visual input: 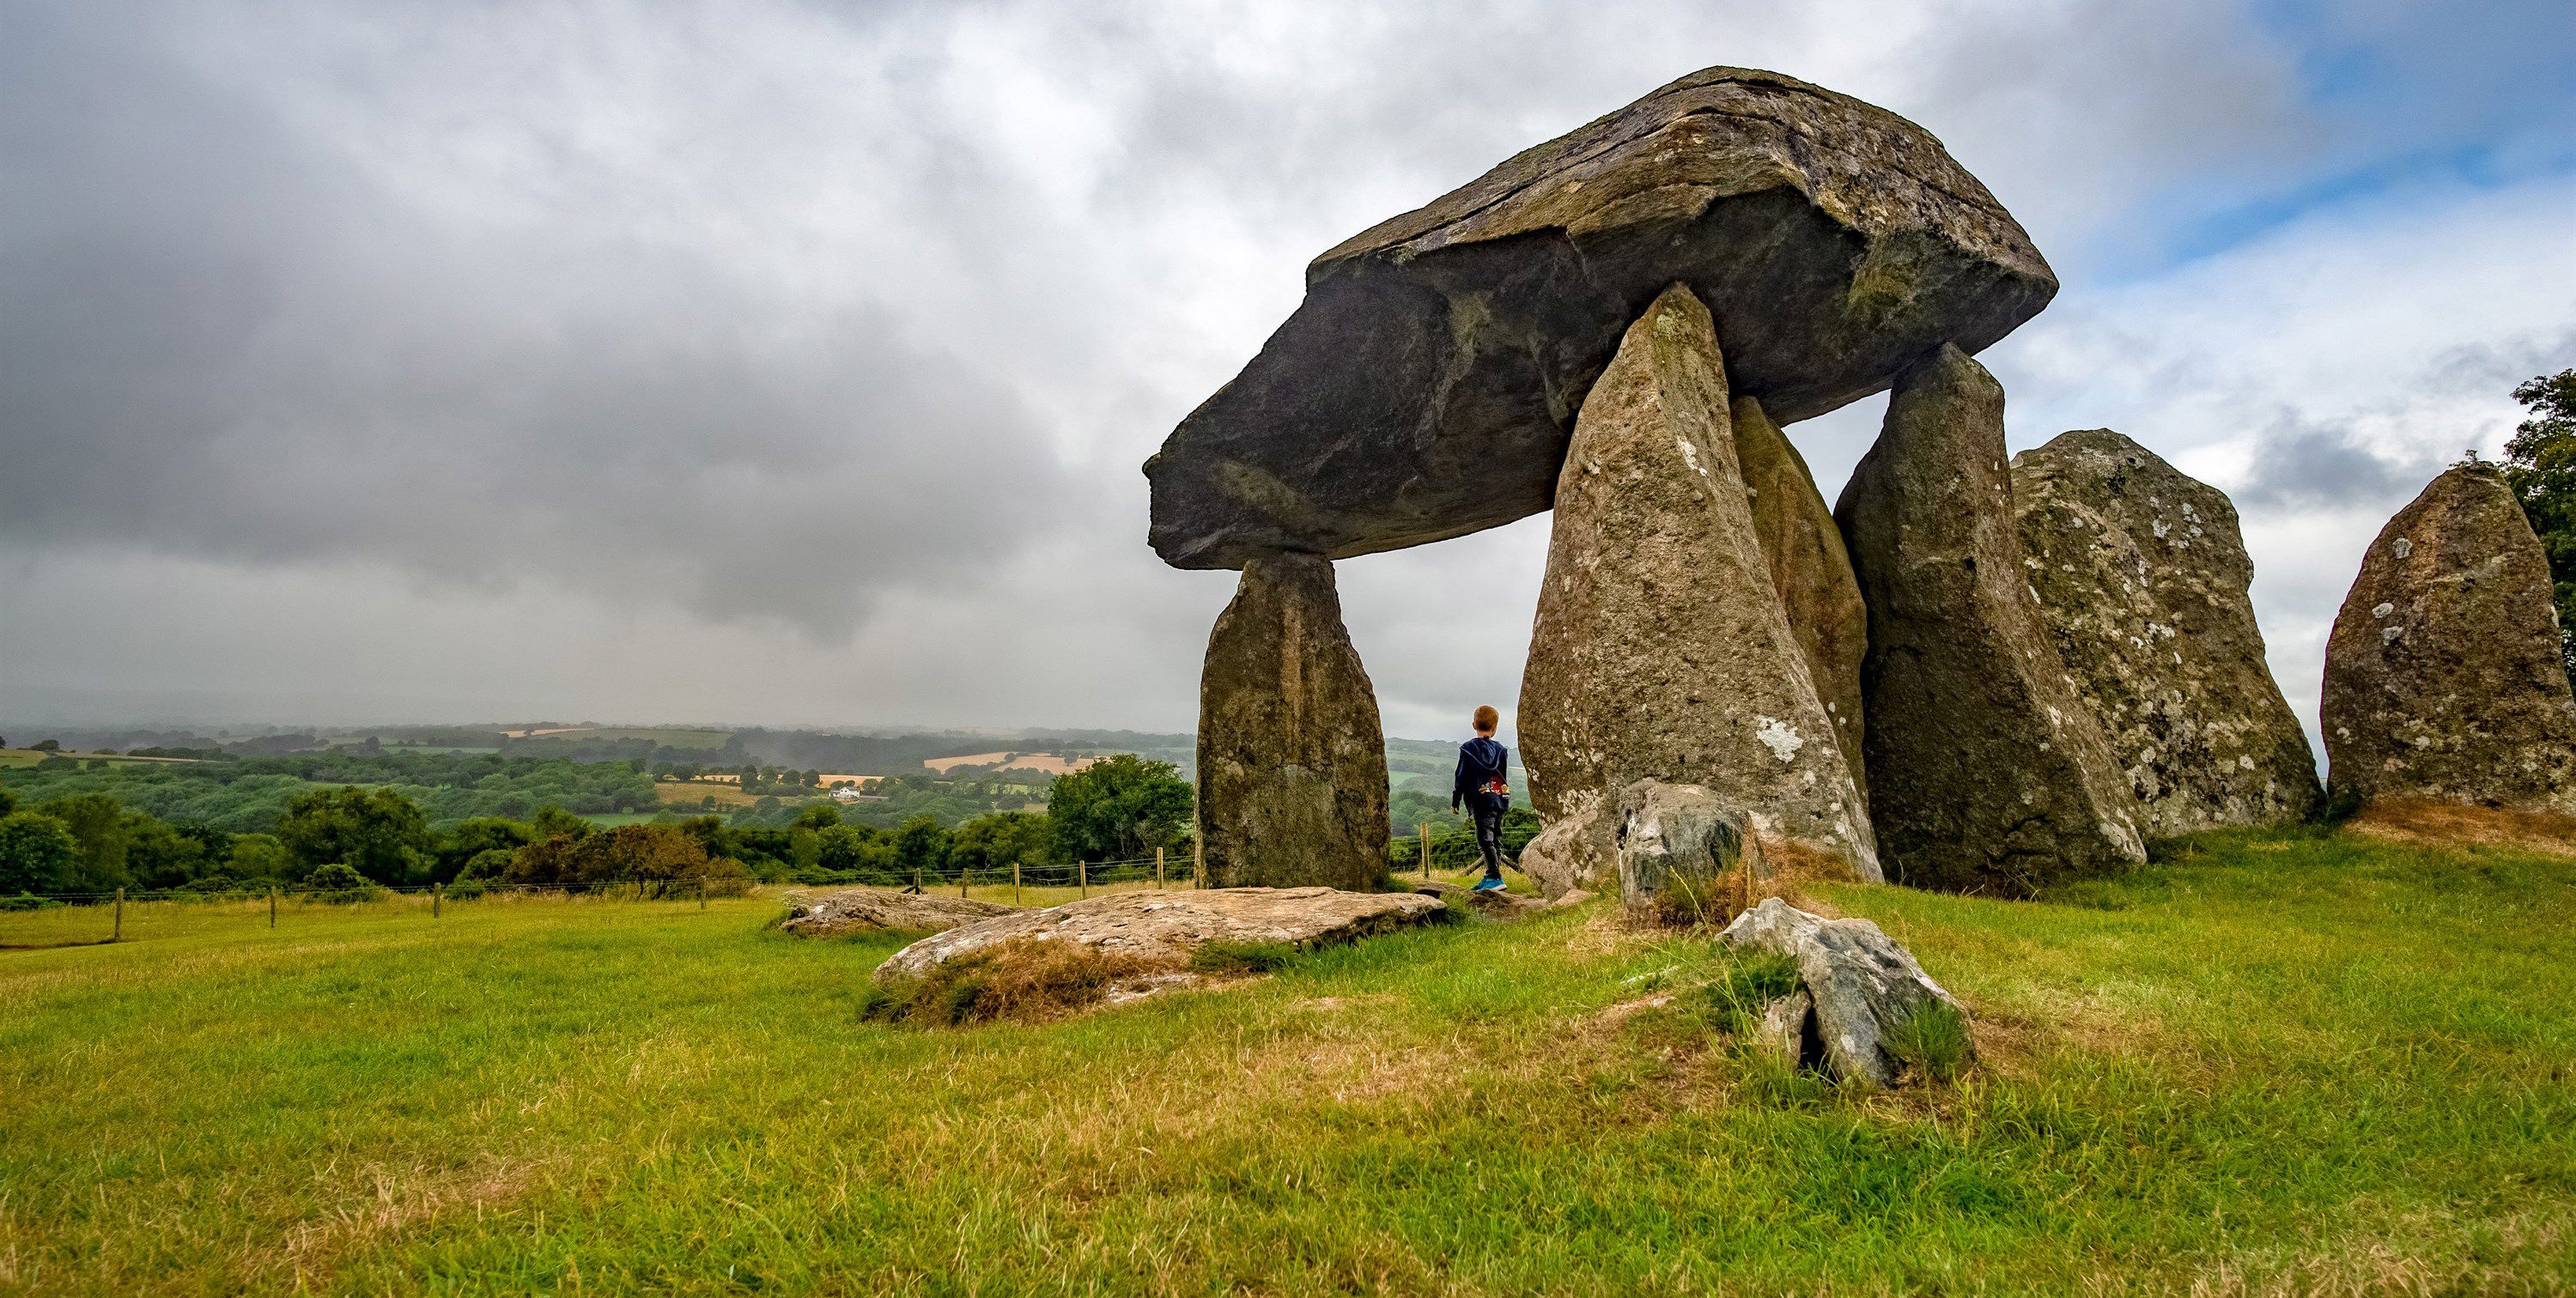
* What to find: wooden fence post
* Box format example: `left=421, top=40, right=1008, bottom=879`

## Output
left=959, top=864, right=969, bottom=899
left=433, top=883, right=442, bottom=919
left=1194, top=840, right=1205, bottom=889
left=1420, top=824, right=1432, bottom=879
left=1079, top=858, right=1089, bottom=900
left=113, top=888, right=125, bottom=942
left=1156, top=846, right=1165, bottom=889
left=1013, top=860, right=1022, bottom=906
left=270, top=886, right=277, bottom=929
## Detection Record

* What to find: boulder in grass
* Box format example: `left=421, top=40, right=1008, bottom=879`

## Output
left=1614, top=779, right=1768, bottom=926
left=873, top=887, right=1445, bottom=984
left=780, top=888, right=1022, bottom=938
left=1720, top=897, right=1971, bottom=1087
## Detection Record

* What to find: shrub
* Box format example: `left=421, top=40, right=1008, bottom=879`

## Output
left=444, top=879, right=487, bottom=901
left=300, top=862, right=382, bottom=903
left=861, top=939, right=1159, bottom=1028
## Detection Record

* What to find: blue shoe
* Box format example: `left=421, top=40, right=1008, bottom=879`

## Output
left=1473, top=876, right=1507, bottom=892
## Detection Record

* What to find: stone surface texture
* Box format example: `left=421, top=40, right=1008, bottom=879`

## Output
left=1516, top=793, right=1613, bottom=900
left=779, top=889, right=1022, bottom=937
left=873, top=887, right=1447, bottom=982
left=2011, top=429, right=2321, bottom=835
left=1734, top=395, right=1870, bottom=786
left=1145, top=66, right=2057, bottom=569
left=1834, top=345, right=2146, bottom=894
left=1613, top=779, right=1768, bottom=923
left=1196, top=553, right=1393, bottom=889
left=1518, top=286, right=1880, bottom=879
left=1721, top=897, right=1971, bottom=1088
left=2321, top=465, right=2576, bottom=814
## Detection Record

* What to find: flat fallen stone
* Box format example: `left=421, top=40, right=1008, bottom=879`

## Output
left=1145, top=66, right=2057, bottom=569
left=1721, top=897, right=1970, bottom=1087
left=1413, top=880, right=1549, bottom=919
left=873, top=887, right=1446, bottom=983
left=2323, top=464, right=2576, bottom=814
left=780, top=888, right=1023, bottom=937
left=2013, top=429, right=2321, bottom=834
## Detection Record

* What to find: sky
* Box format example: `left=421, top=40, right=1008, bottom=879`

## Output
left=3, top=0, right=2572, bottom=747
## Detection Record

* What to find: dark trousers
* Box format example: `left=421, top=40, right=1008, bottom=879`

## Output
left=1467, top=795, right=1506, bottom=880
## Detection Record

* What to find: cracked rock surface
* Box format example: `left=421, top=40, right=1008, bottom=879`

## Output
left=1721, top=897, right=1970, bottom=1088
left=2323, top=464, right=2576, bottom=815
left=2012, top=429, right=2320, bottom=835
left=1145, top=65, right=2055, bottom=570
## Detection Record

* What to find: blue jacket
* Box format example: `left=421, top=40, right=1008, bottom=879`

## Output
left=1452, top=737, right=1510, bottom=812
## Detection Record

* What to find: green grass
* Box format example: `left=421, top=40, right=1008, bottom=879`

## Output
left=2, top=828, right=2572, bottom=1293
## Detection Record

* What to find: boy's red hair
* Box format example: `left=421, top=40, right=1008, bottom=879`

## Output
left=1473, top=705, right=1500, bottom=733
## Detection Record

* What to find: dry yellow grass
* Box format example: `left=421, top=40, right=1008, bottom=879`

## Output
left=2346, top=797, right=2576, bottom=858
left=922, top=751, right=1100, bottom=776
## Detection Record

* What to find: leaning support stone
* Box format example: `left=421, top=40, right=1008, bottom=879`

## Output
left=1519, top=285, right=1880, bottom=882
left=1734, top=395, right=1870, bottom=790
left=2322, top=464, right=2576, bottom=815
left=1196, top=552, right=1392, bottom=889
left=1833, top=345, right=2146, bottom=894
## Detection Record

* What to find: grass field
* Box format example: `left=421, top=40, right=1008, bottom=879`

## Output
left=3, top=827, right=2571, bottom=1293
left=0, top=748, right=201, bottom=768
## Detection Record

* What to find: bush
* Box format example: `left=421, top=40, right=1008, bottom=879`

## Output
left=443, top=879, right=487, bottom=901
left=299, top=862, right=382, bottom=903
left=0, top=892, right=63, bottom=912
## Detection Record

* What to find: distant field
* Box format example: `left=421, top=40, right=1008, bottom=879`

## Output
left=653, top=781, right=757, bottom=809
left=0, top=748, right=199, bottom=769
left=3, top=828, right=2569, bottom=1291
left=922, top=750, right=1097, bottom=775
left=578, top=811, right=665, bottom=827
left=495, top=727, right=732, bottom=749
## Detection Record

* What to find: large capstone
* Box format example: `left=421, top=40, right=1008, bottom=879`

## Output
left=2322, top=465, right=2576, bottom=815
left=2011, top=429, right=2322, bottom=834
left=1197, top=552, right=1393, bottom=889
left=1734, top=395, right=1869, bottom=787
left=1145, top=66, right=2057, bottom=570
left=1834, top=345, right=2146, bottom=894
left=1518, top=285, right=1880, bottom=880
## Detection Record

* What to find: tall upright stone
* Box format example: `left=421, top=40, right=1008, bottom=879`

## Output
left=1733, top=395, right=1869, bottom=788
left=1520, top=285, right=1880, bottom=883
left=1834, top=345, right=2146, bottom=894
left=1197, top=552, right=1393, bottom=889
left=2011, top=429, right=2321, bottom=834
left=2323, top=465, right=2576, bottom=815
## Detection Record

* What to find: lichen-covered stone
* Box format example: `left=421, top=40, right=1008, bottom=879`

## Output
left=2011, top=429, right=2320, bottom=835
left=1834, top=345, right=2146, bottom=894
left=1518, top=286, right=1880, bottom=879
left=1197, top=553, right=1392, bottom=889
left=1145, top=66, right=2057, bottom=570
left=780, top=889, right=1022, bottom=937
left=874, top=888, right=1445, bottom=982
left=2322, top=465, right=2576, bottom=814
left=1735, top=395, right=1869, bottom=787
left=1720, top=897, right=1971, bottom=1088
left=1613, top=779, right=1767, bottom=925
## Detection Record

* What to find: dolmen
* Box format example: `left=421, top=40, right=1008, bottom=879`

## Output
left=1147, top=66, right=2319, bottom=898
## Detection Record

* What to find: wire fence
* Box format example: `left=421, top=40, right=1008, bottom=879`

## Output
left=0, top=827, right=1543, bottom=949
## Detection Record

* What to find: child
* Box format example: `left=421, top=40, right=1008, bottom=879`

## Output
left=1450, top=705, right=1511, bottom=891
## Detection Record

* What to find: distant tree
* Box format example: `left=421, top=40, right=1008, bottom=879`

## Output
left=0, top=785, right=15, bottom=817
left=31, top=739, right=59, bottom=752
left=531, top=806, right=595, bottom=842
left=2502, top=367, right=2576, bottom=682
left=300, top=861, right=379, bottom=901
left=228, top=834, right=295, bottom=882
left=892, top=814, right=951, bottom=882
left=37, top=793, right=131, bottom=891
left=436, top=816, right=535, bottom=879
left=123, top=814, right=210, bottom=889
left=792, top=804, right=843, bottom=831
left=815, top=824, right=893, bottom=881
left=1046, top=755, right=1192, bottom=863
left=275, top=787, right=430, bottom=886
left=0, top=813, right=79, bottom=894
left=950, top=811, right=1053, bottom=871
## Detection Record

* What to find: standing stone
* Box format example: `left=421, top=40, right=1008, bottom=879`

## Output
left=1734, top=395, right=1870, bottom=788
left=1519, top=285, right=1880, bottom=882
left=2011, top=429, right=2321, bottom=834
left=2322, top=465, right=2576, bottom=815
left=1198, top=553, right=1392, bottom=889
left=1145, top=66, right=2057, bottom=570
left=1834, top=345, right=2146, bottom=894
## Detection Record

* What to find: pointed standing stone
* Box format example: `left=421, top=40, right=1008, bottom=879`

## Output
left=1197, top=552, right=1393, bottom=889
left=1733, top=395, right=1870, bottom=790
left=1834, top=345, right=2145, bottom=894
left=2322, top=464, right=2576, bottom=815
left=1519, top=285, right=1880, bottom=883
left=2011, top=429, right=2321, bottom=834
